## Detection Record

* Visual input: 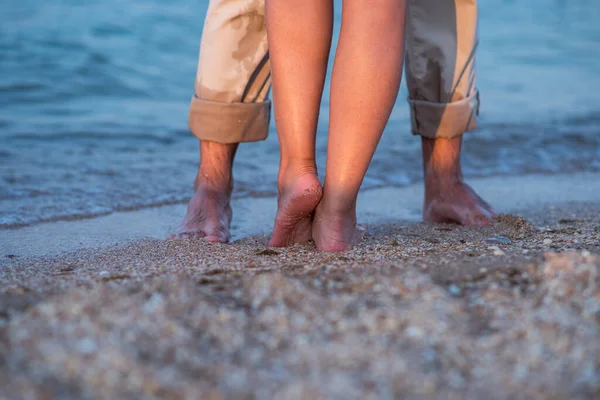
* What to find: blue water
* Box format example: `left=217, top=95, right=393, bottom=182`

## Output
left=1, top=0, right=600, bottom=227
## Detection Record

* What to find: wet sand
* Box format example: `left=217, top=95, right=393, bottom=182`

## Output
left=3, top=172, right=600, bottom=258
left=1, top=177, right=600, bottom=399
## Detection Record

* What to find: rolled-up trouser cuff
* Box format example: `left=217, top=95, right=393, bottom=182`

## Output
left=188, top=96, right=271, bottom=144
left=409, top=90, right=480, bottom=139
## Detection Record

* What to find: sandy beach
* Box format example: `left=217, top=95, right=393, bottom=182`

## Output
left=2, top=2, right=599, bottom=397
left=1, top=172, right=600, bottom=399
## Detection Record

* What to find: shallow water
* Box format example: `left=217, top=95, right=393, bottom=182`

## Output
left=1, top=0, right=599, bottom=227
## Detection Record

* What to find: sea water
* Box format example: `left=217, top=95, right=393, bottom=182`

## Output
left=1, top=0, right=599, bottom=227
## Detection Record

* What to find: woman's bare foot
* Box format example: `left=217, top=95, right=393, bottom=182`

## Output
left=268, top=172, right=323, bottom=247
left=422, top=137, right=496, bottom=226
left=312, top=196, right=366, bottom=252
left=169, top=141, right=237, bottom=243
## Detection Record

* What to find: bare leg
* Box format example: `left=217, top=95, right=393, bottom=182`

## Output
left=265, top=0, right=333, bottom=247
left=422, top=136, right=495, bottom=225
left=313, top=0, right=407, bottom=252
left=169, top=141, right=236, bottom=243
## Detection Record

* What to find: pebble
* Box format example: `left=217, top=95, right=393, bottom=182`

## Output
left=406, top=326, right=424, bottom=339
left=543, top=239, right=552, bottom=245
left=448, top=284, right=461, bottom=296
left=99, top=271, right=110, bottom=278
left=488, top=246, right=506, bottom=256
left=76, top=338, right=98, bottom=354
left=487, top=236, right=512, bottom=245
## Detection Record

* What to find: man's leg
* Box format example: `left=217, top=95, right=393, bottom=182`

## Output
left=405, top=0, right=495, bottom=225
left=171, top=0, right=271, bottom=242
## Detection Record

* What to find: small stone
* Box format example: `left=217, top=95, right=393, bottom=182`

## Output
left=99, top=271, right=110, bottom=278
left=543, top=239, right=552, bottom=245
left=486, top=236, right=512, bottom=245
left=76, top=338, right=97, bottom=354
left=488, top=246, right=505, bottom=256
left=480, top=267, right=488, bottom=273
left=406, top=326, right=424, bottom=338
left=448, top=284, right=461, bottom=296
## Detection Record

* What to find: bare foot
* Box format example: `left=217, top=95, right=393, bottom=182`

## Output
left=169, top=141, right=237, bottom=243
left=424, top=179, right=495, bottom=226
left=312, top=197, right=366, bottom=252
left=268, top=173, right=323, bottom=247
left=169, top=185, right=232, bottom=242
left=421, top=137, right=496, bottom=226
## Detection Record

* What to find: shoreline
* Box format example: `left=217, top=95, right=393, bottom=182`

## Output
left=2, top=171, right=600, bottom=260
left=1, top=171, right=600, bottom=398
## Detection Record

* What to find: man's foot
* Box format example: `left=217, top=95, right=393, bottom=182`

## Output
left=312, top=196, right=366, bottom=252
left=169, top=184, right=232, bottom=242
left=423, top=178, right=495, bottom=226
left=169, top=141, right=237, bottom=243
left=268, top=173, right=323, bottom=247
left=422, top=136, right=496, bottom=226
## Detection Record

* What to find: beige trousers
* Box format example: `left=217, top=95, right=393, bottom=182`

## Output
left=189, top=0, right=479, bottom=143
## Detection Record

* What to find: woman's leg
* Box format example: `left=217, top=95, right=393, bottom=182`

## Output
left=265, top=0, right=334, bottom=246
left=313, top=0, right=407, bottom=252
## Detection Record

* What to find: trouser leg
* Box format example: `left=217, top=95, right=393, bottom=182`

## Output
left=189, top=0, right=271, bottom=143
left=405, top=0, right=479, bottom=139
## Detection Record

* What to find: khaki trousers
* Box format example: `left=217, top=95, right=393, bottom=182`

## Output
left=189, top=0, right=479, bottom=143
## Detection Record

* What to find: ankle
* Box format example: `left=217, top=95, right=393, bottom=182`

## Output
left=425, top=165, right=462, bottom=185
left=421, top=137, right=463, bottom=183
left=196, top=141, right=237, bottom=193
left=194, top=167, right=233, bottom=194
left=278, top=159, right=318, bottom=190
left=317, top=191, right=357, bottom=219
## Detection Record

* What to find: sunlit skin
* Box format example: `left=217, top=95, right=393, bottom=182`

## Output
left=168, top=141, right=236, bottom=243
left=266, top=0, right=407, bottom=251
left=264, top=0, right=332, bottom=248
left=171, top=2, right=495, bottom=249
left=422, top=136, right=496, bottom=226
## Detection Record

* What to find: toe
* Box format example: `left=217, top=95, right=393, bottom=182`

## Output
left=171, top=231, right=207, bottom=240
left=204, top=230, right=229, bottom=243
left=205, top=236, right=227, bottom=243
left=462, top=207, right=494, bottom=226
left=472, top=214, right=493, bottom=226
left=190, top=231, right=207, bottom=240
left=352, top=224, right=367, bottom=245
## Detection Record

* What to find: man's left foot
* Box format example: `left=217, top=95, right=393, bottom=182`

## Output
left=169, top=183, right=232, bottom=242
left=169, top=141, right=237, bottom=243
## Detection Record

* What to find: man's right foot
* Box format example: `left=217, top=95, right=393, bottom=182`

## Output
left=421, top=136, right=496, bottom=226
left=423, top=178, right=495, bottom=226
